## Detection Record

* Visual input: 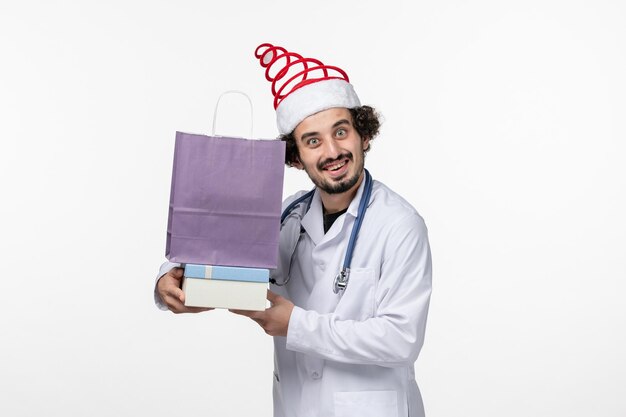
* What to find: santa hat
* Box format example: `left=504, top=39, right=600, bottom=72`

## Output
left=254, top=43, right=361, bottom=135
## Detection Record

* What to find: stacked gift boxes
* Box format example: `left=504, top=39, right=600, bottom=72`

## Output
left=182, top=264, right=269, bottom=311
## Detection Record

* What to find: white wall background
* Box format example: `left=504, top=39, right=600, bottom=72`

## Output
left=1, top=1, right=624, bottom=416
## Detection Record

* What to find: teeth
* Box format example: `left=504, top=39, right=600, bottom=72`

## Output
left=327, top=161, right=346, bottom=171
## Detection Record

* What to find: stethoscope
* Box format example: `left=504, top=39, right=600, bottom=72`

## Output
left=270, top=169, right=373, bottom=294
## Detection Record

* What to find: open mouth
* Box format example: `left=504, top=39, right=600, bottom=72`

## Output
left=325, top=159, right=347, bottom=171
left=322, top=158, right=350, bottom=177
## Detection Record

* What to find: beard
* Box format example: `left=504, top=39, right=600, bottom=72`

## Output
left=305, top=151, right=364, bottom=195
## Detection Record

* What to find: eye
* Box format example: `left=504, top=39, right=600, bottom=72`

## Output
left=307, top=138, right=320, bottom=146
left=336, top=128, right=347, bottom=138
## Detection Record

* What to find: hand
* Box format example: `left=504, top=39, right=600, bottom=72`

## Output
left=230, top=290, right=294, bottom=336
left=156, top=267, right=213, bottom=314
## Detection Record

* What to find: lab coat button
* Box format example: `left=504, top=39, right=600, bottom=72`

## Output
left=318, top=262, right=325, bottom=271
left=311, top=371, right=321, bottom=379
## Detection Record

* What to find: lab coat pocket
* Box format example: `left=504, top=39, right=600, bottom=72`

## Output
left=334, top=268, right=376, bottom=321
left=334, top=390, right=398, bottom=417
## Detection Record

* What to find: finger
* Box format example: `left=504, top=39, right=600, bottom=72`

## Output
left=229, top=309, right=253, bottom=317
left=174, top=305, right=212, bottom=314
left=266, top=290, right=281, bottom=303
left=184, top=306, right=213, bottom=313
left=164, top=294, right=187, bottom=313
left=170, top=267, right=184, bottom=279
left=166, top=287, right=185, bottom=303
left=229, top=309, right=264, bottom=319
left=166, top=294, right=212, bottom=314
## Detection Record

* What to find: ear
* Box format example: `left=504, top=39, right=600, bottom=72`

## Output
left=363, top=137, right=371, bottom=152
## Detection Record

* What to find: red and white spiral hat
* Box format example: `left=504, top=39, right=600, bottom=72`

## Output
left=254, top=43, right=361, bottom=135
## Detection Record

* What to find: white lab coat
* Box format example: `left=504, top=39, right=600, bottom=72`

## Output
left=270, top=178, right=432, bottom=417
left=155, top=177, right=432, bottom=417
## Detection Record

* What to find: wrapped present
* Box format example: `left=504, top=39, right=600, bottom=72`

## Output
left=183, top=277, right=267, bottom=311
left=184, top=264, right=269, bottom=283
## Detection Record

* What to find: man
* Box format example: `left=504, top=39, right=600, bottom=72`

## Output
left=155, top=43, right=432, bottom=417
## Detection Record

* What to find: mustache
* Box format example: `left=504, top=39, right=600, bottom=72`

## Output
left=317, top=152, right=353, bottom=170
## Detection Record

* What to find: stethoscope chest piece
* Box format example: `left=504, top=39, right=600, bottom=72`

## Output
left=333, top=268, right=350, bottom=294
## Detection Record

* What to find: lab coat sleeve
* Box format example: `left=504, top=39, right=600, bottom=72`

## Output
left=153, top=261, right=182, bottom=311
left=285, top=213, right=432, bottom=367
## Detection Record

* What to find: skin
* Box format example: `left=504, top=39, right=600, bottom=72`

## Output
left=230, top=290, right=294, bottom=336
left=158, top=107, right=369, bottom=337
left=156, top=267, right=212, bottom=313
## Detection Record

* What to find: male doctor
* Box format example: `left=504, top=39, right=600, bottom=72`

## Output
left=155, top=43, right=432, bottom=417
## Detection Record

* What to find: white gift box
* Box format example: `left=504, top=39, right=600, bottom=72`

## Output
left=183, top=277, right=268, bottom=311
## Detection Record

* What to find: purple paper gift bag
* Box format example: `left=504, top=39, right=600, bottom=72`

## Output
left=166, top=131, right=286, bottom=269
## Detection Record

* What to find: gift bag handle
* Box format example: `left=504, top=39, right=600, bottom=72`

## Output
left=212, top=90, right=254, bottom=138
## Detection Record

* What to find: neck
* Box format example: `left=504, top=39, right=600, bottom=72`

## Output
left=319, top=171, right=365, bottom=214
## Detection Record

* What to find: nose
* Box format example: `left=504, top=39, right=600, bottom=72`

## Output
left=322, top=137, right=341, bottom=159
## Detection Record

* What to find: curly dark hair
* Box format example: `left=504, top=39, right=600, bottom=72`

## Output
left=279, top=105, right=381, bottom=166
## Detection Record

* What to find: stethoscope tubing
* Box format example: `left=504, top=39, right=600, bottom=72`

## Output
left=275, top=169, right=373, bottom=293
left=341, top=169, right=372, bottom=273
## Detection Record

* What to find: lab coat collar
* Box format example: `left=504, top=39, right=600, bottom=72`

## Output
left=345, top=172, right=368, bottom=218
left=300, top=190, right=324, bottom=244
left=300, top=172, right=369, bottom=245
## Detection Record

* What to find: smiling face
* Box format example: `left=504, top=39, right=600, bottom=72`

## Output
left=292, top=107, right=370, bottom=197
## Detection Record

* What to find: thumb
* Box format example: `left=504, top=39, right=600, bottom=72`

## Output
left=171, top=267, right=184, bottom=279
left=267, top=290, right=281, bottom=303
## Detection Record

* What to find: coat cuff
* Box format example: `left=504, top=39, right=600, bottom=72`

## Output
left=286, top=305, right=305, bottom=349
left=154, top=261, right=181, bottom=310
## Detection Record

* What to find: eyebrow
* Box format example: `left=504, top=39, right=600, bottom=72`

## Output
left=299, top=119, right=351, bottom=142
